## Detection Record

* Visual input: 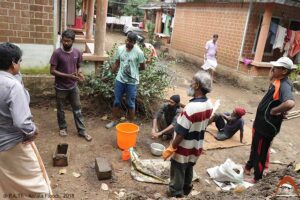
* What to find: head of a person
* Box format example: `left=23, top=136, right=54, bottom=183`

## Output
left=269, top=57, right=296, bottom=80
left=169, top=95, right=180, bottom=107
left=126, top=32, right=137, bottom=50
left=187, top=71, right=212, bottom=97
left=137, top=35, right=145, bottom=48
left=213, top=34, right=218, bottom=43
left=232, top=107, right=246, bottom=118
left=0, top=42, right=22, bottom=75
left=61, top=29, right=75, bottom=51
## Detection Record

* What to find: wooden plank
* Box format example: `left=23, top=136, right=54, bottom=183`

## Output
left=86, top=42, right=94, bottom=54
left=82, top=53, right=109, bottom=61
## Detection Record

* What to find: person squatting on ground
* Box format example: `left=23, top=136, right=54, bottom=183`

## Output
left=208, top=107, right=246, bottom=143
left=0, top=42, right=52, bottom=199
left=152, top=95, right=182, bottom=140
left=244, top=57, right=296, bottom=183
left=50, top=29, right=92, bottom=141
left=162, top=71, right=213, bottom=198
left=105, top=32, right=146, bottom=129
left=202, top=34, right=218, bottom=82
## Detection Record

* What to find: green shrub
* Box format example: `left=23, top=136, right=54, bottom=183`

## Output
left=82, top=43, right=171, bottom=118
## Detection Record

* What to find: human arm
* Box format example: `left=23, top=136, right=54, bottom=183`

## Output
left=204, top=41, right=209, bottom=60
left=270, top=100, right=295, bottom=115
left=162, top=106, right=191, bottom=160
left=139, top=62, right=145, bottom=71
left=162, top=133, right=184, bottom=160
left=111, top=59, right=120, bottom=74
left=152, top=104, right=166, bottom=137
left=153, top=124, right=175, bottom=138
left=138, top=49, right=146, bottom=71
left=50, top=65, right=80, bottom=81
left=9, top=83, right=38, bottom=142
left=270, top=82, right=295, bottom=115
left=111, top=47, right=121, bottom=73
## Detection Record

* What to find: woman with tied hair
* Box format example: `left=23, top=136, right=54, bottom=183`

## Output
left=0, top=42, right=52, bottom=199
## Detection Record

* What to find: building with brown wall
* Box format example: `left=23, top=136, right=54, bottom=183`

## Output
left=171, top=0, right=300, bottom=76
left=0, top=0, right=69, bottom=68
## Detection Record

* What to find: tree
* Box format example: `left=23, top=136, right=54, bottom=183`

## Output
left=121, top=0, right=148, bottom=19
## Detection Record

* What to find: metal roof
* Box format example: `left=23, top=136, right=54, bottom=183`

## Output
left=174, top=0, right=300, bottom=7
left=138, top=2, right=176, bottom=10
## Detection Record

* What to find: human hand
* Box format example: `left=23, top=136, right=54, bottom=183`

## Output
left=77, top=72, right=85, bottom=82
left=162, top=144, right=177, bottom=160
left=152, top=131, right=162, bottom=139
left=23, top=130, right=38, bottom=145
left=70, top=73, right=80, bottom=81
left=270, top=108, right=281, bottom=116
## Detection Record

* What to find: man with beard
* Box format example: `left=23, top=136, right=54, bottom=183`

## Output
left=162, top=71, right=213, bottom=198
left=106, top=32, right=146, bottom=129
left=50, top=29, right=92, bottom=141
left=152, top=95, right=181, bottom=140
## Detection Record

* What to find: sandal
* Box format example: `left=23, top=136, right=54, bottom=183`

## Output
left=59, top=129, right=68, bottom=137
left=79, top=133, right=93, bottom=142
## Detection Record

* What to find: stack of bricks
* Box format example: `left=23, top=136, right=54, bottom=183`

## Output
left=0, top=0, right=54, bottom=44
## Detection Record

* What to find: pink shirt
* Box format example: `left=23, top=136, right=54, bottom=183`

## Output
left=205, top=40, right=217, bottom=60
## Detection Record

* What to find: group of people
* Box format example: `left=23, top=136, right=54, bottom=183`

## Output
left=0, top=28, right=297, bottom=199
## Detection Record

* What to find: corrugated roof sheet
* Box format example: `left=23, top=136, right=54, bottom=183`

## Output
left=175, top=0, right=300, bottom=7
left=138, top=2, right=176, bottom=10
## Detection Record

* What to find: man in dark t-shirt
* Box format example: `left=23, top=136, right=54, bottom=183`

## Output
left=245, top=57, right=296, bottom=183
left=208, top=107, right=246, bottom=143
left=50, top=30, right=92, bottom=142
left=152, top=95, right=182, bottom=140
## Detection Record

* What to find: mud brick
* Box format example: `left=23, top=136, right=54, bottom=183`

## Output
left=95, top=157, right=112, bottom=180
left=53, top=143, right=70, bottom=167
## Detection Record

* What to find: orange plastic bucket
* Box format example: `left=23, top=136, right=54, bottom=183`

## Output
left=116, top=123, right=139, bottom=150
left=122, top=149, right=130, bottom=161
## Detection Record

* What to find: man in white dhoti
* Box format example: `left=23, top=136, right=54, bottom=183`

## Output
left=202, top=34, right=218, bottom=82
left=0, top=43, right=52, bottom=200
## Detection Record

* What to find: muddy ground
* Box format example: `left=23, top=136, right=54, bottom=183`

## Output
left=30, top=32, right=300, bottom=200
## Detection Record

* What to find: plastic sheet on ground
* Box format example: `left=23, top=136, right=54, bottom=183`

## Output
left=129, top=148, right=199, bottom=185
left=207, top=159, right=254, bottom=191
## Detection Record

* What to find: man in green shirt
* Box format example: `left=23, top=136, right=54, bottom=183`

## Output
left=106, top=33, right=146, bottom=128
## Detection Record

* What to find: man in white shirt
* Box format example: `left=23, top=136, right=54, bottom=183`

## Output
left=202, top=34, right=218, bottom=82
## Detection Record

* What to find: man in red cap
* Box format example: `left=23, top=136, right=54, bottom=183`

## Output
left=208, top=107, right=246, bottom=143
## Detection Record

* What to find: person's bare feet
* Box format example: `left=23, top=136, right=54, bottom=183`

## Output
left=244, top=166, right=251, bottom=176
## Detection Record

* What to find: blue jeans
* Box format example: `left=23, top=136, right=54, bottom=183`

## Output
left=113, top=80, right=137, bottom=109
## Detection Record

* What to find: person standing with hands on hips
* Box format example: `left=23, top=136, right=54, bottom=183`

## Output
left=162, top=71, right=213, bottom=198
left=244, top=57, right=296, bottom=183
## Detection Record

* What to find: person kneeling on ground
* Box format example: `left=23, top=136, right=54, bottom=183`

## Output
left=152, top=95, right=181, bottom=140
left=208, top=107, right=246, bottom=143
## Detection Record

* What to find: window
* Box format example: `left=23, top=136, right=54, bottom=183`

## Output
left=289, top=20, right=300, bottom=31
left=253, top=16, right=280, bottom=55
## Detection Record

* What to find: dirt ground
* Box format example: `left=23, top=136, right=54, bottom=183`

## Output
left=31, top=32, right=300, bottom=200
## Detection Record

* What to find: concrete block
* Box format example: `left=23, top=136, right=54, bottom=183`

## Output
left=53, top=143, right=70, bottom=167
left=95, top=157, right=112, bottom=180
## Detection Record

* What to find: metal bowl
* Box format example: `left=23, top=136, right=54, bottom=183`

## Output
left=150, top=143, right=166, bottom=156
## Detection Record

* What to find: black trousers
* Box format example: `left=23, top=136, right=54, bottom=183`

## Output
left=245, top=128, right=273, bottom=180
